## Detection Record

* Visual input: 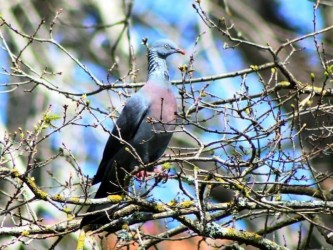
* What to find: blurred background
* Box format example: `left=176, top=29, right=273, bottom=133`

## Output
left=1, top=0, right=333, bottom=249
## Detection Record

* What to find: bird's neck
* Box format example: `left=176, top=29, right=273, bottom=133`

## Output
left=147, top=50, right=170, bottom=82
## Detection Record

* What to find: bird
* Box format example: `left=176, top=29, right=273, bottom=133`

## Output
left=80, top=39, right=185, bottom=229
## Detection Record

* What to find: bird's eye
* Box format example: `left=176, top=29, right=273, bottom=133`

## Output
left=164, top=44, right=170, bottom=49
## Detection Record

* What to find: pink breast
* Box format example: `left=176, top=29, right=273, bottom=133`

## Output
left=143, top=85, right=177, bottom=123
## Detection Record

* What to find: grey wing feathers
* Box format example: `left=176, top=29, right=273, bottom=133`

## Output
left=92, top=93, right=149, bottom=184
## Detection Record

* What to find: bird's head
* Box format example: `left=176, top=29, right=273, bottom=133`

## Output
left=150, top=39, right=185, bottom=58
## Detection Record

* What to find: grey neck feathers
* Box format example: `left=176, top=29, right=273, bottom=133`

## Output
left=147, top=49, right=170, bottom=82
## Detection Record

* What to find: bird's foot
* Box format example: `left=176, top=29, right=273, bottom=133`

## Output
left=135, top=167, right=169, bottom=181
left=135, top=170, right=150, bottom=180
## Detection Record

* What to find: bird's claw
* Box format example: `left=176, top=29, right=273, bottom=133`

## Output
left=135, top=167, right=169, bottom=182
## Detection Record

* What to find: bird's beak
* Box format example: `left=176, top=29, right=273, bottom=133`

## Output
left=176, top=48, right=186, bottom=55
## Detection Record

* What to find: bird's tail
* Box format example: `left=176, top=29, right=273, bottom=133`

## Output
left=79, top=163, right=129, bottom=228
left=79, top=202, right=117, bottom=228
left=80, top=177, right=125, bottom=228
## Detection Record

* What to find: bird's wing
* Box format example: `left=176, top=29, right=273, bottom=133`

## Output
left=92, top=93, right=149, bottom=184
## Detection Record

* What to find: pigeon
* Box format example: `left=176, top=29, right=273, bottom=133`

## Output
left=80, top=39, right=185, bottom=228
